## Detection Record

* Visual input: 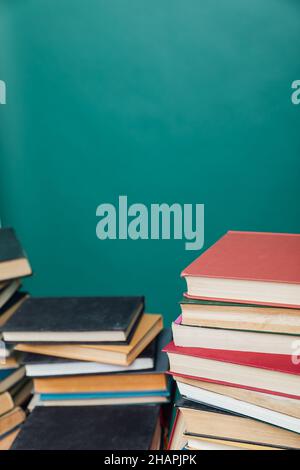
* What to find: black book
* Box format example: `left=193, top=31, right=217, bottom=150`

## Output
left=22, top=328, right=171, bottom=377
left=11, top=405, right=161, bottom=450
left=3, top=296, right=144, bottom=343
left=176, top=396, right=235, bottom=416
left=0, top=228, right=32, bottom=282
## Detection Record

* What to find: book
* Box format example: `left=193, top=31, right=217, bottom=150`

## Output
left=164, top=342, right=300, bottom=398
left=0, top=407, right=26, bottom=439
left=180, top=298, right=300, bottom=334
left=3, top=296, right=144, bottom=343
left=22, top=328, right=171, bottom=377
left=0, top=378, right=32, bottom=417
left=33, top=373, right=168, bottom=394
left=0, top=367, right=26, bottom=394
left=175, top=376, right=300, bottom=419
left=11, top=405, right=162, bottom=450
left=16, top=313, right=163, bottom=365
left=0, top=428, right=20, bottom=450
left=176, top=380, right=300, bottom=433
left=182, top=231, right=300, bottom=308
left=0, top=280, right=20, bottom=310
left=28, top=394, right=169, bottom=409
left=177, top=398, right=300, bottom=449
left=0, top=228, right=32, bottom=282
left=22, top=349, right=154, bottom=377
left=172, top=315, right=299, bottom=355
left=185, top=435, right=279, bottom=450
left=0, top=292, right=28, bottom=330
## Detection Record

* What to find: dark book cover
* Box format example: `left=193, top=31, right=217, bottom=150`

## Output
left=0, top=228, right=26, bottom=263
left=3, top=296, right=144, bottom=340
left=0, top=291, right=28, bottom=317
left=11, top=405, right=161, bottom=450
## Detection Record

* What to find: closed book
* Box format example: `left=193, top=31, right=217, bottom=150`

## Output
left=182, top=231, right=300, bottom=308
left=11, top=405, right=162, bottom=450
left=0, top=228, right=32, bottom=282
left=172, top=315, right=299, bottom=355
left=0, top=367, right=26, bottom=394
left=0, top=280, right=20, bottom=310
left=163, top=341, right=300, bottom=399
left=180, top=297, right=300, bottom=335
left=3, top=296, right=144, bottom=343
left=0, top=407, right=25, bottom=439
left=0, top=292, right=28, bottom=329
left=16, top=314, right=163, bottom=366
left=176, top=379, right=300, bottom=433
left=0, top=428, right=20, bottom=450
left=33, top=373, right=168, bottom=394
left=22, top=328, right=171, bottom=377
left=0, top=378, right=32, bottom=417
left=177, top=398, right=300, bottom=449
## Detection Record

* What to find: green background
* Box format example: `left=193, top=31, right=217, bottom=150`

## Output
left=0, top=0, right=300, bottom=325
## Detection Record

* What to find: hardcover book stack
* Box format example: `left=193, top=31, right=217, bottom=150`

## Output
left=0, top=228, right=33, bottom=450
left=3, top=295, right=172, bottom=449
left=166, top=231, right=300, bottom=450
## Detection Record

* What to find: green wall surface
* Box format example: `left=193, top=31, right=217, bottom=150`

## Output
left=0, top=0, right=300, bottom=324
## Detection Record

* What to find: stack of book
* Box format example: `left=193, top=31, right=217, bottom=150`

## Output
left=166, top=231, right=300, bottom=450
left=3, top=296, right=172, bottom=449
left=0, top=228, right=33, bottom=450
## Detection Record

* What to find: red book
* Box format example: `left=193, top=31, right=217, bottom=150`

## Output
left=163, top=341, right=300, bottom=399
left=182, top=231, right=300, bottom=308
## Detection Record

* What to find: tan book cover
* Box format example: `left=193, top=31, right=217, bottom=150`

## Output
left=34, top=372, right=167, bottom=393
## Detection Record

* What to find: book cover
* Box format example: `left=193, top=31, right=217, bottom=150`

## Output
left=3, top=296, right=144, bottom=343
left=182, top=231, right=300, bottom=284
left=11, top=405, right=161, bottom=450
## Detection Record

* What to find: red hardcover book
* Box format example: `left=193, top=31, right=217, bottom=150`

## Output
left=182, top=231, right=300, bottom=308
left=163, top=341, right=300, bottom=399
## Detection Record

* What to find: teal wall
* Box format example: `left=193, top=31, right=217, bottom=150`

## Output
left=0, top=0, right=300, bottom=325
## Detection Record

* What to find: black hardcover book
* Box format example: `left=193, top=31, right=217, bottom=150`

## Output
left=3, top=296, right=144, bottom=343
left=0, top=228, right=32, bottom=281
left=11, top=405, right=161, bottom=450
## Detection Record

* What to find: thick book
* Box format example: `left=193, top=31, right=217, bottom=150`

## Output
left=172, top=315, right=299, bottom=355
left=22, top=328, right=171, bottom=377
left=176, top=379, right=300, bottom=433
left=16, top=314, right=163, bottom=366
left=177, top=398, right=300, bottom=449
left=163, top=341, right=300, bottom=399
left=182, top=231, right=300, bottom=308
left=168, top=410, right=277, bottom=450
left=180, top=297, right=300, bottom=334
left=0, top=228, right=32, bottom=282
left=11, top=405, right=162, bottom=450
left=3, top=296, right=145, bottom=343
